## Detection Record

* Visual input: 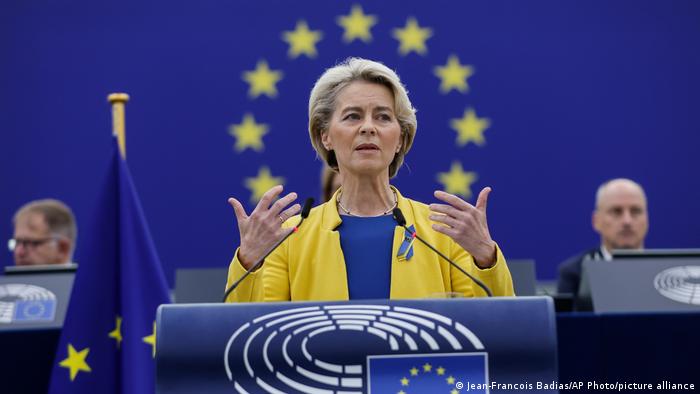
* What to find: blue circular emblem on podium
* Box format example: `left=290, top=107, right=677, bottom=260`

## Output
left=224, top=304, right=487, bottom=393
left=0, top=284, right=57, bottom=323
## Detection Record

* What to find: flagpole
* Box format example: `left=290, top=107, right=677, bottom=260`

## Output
left=107, top=92, right=130, bottom=159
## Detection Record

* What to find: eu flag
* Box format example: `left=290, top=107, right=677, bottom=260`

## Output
left=48, top=137, right=170, bottom=393
left=368, top=352, right=488, bottom=393
left=3, top=1, right=700, bottom=285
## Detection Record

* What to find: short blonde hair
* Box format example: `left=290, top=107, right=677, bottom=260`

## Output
left=308, top=58, right=417, bottom=178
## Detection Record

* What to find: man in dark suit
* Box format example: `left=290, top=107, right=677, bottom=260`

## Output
left=557, top=179, right=649, bottom=296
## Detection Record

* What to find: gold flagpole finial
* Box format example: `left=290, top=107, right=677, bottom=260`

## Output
left=107, top=93, right=130, bottom=159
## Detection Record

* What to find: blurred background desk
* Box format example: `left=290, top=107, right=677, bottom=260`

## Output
left=557, top=311, right=700, bottom=389
left=0, top=327, right=61, bottom=394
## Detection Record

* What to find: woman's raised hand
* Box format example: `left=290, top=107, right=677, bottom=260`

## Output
left=429, top=187, right=497, bottom=268
left=228, top=185, right=301, bottom=270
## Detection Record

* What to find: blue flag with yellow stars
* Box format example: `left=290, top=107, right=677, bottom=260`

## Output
left=227, top=5, right=488, bottom=204
left=368, top=353, right=488, bottom=393
left=47, top=137, right=170, bottom=393
left=2, top=0, right=699, bottom=292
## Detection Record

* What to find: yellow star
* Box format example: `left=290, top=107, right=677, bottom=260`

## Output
left=450, top=108, right=491, bottom=147
left=436, top=366, right=446, bottom=375
left=410, top=367, right=419, bottom=376
left=451, top=389, right=460, bottom=394
left=337, top=5, right=377, bottom=43
left=228, top=113, right=269, bottom=152
left=398, top=391, right=406, bottom=394
left=446, top=375, right=456, bottom=385
left=142, top=321, right=156, bottom=358
left=434, top=55, right=474, bottom=94
left=422, top=362, right=432, bottom=372
left=242, top=60, right=283, bottom=99
left=108, top=315, right=123, bottom=348
left=282, top=20, right=323, bottom=58
left=59, top=344, right=91, bottom=381
left=400, top=377, right=409, bottom=386
left=392, top=17, right=433, bottom=55
left=245, top=167, right=285, bottom=203
left=437, top=162, right=478, bottom=199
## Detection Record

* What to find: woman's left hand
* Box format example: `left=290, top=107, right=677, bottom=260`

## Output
left=429, top=187, right=497, bottom=268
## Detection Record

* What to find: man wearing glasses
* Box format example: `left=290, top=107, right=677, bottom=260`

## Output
left=8, top=199, right=77, bottom=266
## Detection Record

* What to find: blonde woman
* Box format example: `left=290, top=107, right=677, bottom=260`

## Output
left=226, top=58, right=513, bottom=302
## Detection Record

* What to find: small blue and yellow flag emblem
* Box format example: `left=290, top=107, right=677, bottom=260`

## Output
left=368, top=352, right=488, bottom=393
left=397, top=224, right=416, bottom=261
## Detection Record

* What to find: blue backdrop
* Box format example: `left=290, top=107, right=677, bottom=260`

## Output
left=2, top=0, right=699, bottom=284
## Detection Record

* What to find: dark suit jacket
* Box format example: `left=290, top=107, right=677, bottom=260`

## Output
left=557, top=247, right=604, bottom=296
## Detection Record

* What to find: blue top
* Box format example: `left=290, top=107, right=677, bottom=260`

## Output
left=336, top=214, right=396, bottom=300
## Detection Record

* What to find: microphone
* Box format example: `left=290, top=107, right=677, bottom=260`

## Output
left=392, top=208, right=493, bottom=297
left=222, top=198, right=314, bottom=302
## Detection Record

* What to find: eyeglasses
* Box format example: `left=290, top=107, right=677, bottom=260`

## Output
left=7, top=237, right=57, bottom=252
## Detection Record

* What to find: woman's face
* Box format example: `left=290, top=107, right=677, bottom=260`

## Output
left=322, top=81, right=402, bottom=178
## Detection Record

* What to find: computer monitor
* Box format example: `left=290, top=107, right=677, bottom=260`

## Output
left=578, top=250, right=700, bottom=312
left=0, top=272, right=75, bottom=329
left=508, top=259, right=537, bottom=296
left=175, top=268, right=227, bottom=303
left=612, top=249, right=700, bottom=259
left=4, top=263, right=78, bottom=275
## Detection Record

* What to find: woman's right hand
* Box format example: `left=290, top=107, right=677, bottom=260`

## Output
left=228, top=185, right=301, bottom=270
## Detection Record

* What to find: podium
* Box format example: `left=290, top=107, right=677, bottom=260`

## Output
left=156, top=297, right=558, bottom=393
left=0, top=272, right=75, bottom=394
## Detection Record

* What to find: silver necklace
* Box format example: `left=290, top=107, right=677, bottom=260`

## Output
left=337, top=188, right=398, bottom=216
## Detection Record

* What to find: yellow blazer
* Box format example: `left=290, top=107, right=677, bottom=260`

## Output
left=225, top=188, right=514, bottom=302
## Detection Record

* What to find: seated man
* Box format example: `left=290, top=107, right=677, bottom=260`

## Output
left=557, top=178, right=648, bottom=296
left=9, top=199, right=77, bottom=266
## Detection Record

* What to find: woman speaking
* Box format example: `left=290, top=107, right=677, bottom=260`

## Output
left=225, top=58, right=513, bottom=302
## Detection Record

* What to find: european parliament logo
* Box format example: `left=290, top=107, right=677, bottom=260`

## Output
left=654, top=266, right=700, bottom=306
left=224, top=304, right=488, bottom=393
left=0, top=283, right=57, bottom=323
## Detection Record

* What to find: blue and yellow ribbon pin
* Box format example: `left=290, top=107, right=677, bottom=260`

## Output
left=397, top=224, right=416, bottom=261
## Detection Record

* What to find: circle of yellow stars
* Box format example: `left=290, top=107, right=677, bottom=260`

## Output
left=58, top=317, right=158, bottom=381
left=397, top=362, right=461, bottom=394
left=229, top=4, right=492, bottom=202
